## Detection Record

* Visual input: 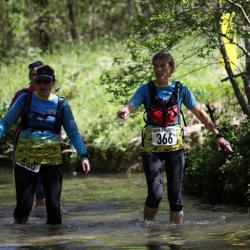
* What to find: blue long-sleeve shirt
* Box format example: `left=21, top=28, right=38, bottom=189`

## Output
left=0, top=92, right=88, bottom=165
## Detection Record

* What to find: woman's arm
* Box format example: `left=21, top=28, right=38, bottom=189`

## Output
left=117, top=84, right=146, bottom=119
left=0, top=93, right=26, bottom=138
left=62, top=101, right=90, bottom=173
left=117, top=103, right=136, bottom=119
left=190, top=104, right=233, bottom=151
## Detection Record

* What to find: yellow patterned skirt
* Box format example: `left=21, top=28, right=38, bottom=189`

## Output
left=15, top=130, right=62, bottom=165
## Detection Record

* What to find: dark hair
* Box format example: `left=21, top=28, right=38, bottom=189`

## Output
left=36, top=65, right=56, bottom=81
left=28, top=60, right=44, bottom=70
left=152, top=51, right=175, bottom=75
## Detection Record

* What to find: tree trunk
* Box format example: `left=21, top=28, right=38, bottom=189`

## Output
left=138, top=1, right=151, bottom=41
left=66, top=0, right=78, bottom=40
left=30, top=0, right=50, bottom=48
left=214, top=0, right=250, bottom=116
left=244, top=28, right=250, bottom=104
left=127, top=0, right=136, bottom=20
left=218, top=32, right=250, bottom=116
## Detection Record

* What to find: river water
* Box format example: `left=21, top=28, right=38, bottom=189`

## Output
left=0, top=167, right=249, bottom=249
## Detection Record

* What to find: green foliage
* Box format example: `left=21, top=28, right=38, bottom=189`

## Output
left=0, top=0, right=29, bottom=60
left=0, top=0, right=141, bottom=62
left=100, top=49, right=152, bottom=104
left=219, top=120, right=250, bottom=204
left=185, top=119, right=250, bottom=205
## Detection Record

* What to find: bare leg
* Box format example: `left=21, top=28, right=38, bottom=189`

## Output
left=144, top=205, right=159, bottom=221
left=170, top=210, right=183, bottom=224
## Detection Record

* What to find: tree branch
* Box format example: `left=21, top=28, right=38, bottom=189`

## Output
left=221, top=72, right=245, bottom=82
left=176, top=62, right=219, bottom=79
left=176, top=50, right=201, bottom=67
left=219, top=32, right=250, bottom=58
left=226, top=0, right=250, bottom=26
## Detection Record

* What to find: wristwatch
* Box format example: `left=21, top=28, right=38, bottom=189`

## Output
left=215, top=131, right=224, bottom=138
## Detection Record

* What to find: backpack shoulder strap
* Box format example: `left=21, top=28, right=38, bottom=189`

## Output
left=54, top=95, right=65, bottom=133
left=20, top=88, right=29, bottom=94
left=143, top=81, right=156, bottom=124
left=170, top=81, right=183, bottom=102
left=174, top=81, right=187, bottom=126
left=20, top=91, right=32, bottom=129
left=148, top=80, right=158, bottom=106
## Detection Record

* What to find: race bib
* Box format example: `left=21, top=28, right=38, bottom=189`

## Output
left=16, top=162, right=40, bottom=173
left=152, top=126, right=178, bottom=146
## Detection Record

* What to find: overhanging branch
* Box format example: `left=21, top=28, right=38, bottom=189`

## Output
left=221, top=72, right=245, bottom=82
left=219, top=32, right=250, bottom=58
left=177, top=62, right=219, bottom=79
left=226, top=0, right=250, bottom=26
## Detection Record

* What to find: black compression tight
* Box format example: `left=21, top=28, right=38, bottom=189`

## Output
left=14, top=164, right=62, bottom=224
left=142, top=150, right=185, bottom=212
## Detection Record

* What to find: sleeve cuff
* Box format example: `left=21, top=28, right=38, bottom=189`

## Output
left=81, top=153, right=89, bottom=160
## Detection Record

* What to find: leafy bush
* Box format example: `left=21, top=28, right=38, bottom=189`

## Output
left=184, top=119, right=250, bottom=206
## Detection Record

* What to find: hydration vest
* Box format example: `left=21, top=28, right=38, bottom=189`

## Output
left=144, top=81, right=186, bottom=127
left=20, top=92, right=65, bottom=133
left=14, top=92, right=65, bottom=165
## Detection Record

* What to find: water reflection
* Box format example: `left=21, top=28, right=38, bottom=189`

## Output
left=0, top=245, right=88, bottom=250
left=146, top=229, right=163, bottom=250
left=146, top=241, right=183, bottom=250
left=145, top=225, right=184, bottom=250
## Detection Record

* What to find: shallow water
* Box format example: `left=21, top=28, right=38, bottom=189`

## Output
left=0, top=167, right=249, bottom=249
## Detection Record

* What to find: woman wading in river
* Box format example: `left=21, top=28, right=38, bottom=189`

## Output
left=118, top=51, right=232, bottom=224
left=0, top=65, right=90, bottom=225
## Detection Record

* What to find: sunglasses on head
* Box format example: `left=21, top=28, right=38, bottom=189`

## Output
left=36, top=77, right=53, bottom=85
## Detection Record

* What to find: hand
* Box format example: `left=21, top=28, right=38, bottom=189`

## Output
left=117, top=106, right=130, bottom=119
left=216, top=137, right=233, bottom=152
left=81, top=159, right=90, bottom=174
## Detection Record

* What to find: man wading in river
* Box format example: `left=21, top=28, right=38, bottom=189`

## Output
left=117, top=51, right=232, bottom=224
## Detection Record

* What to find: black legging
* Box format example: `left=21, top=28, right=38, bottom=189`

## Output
left=14, top=164, right=62, bottom=224
left=142, top=149, right=185, bottom=212
left=35, top=174, right=45, bottom=200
